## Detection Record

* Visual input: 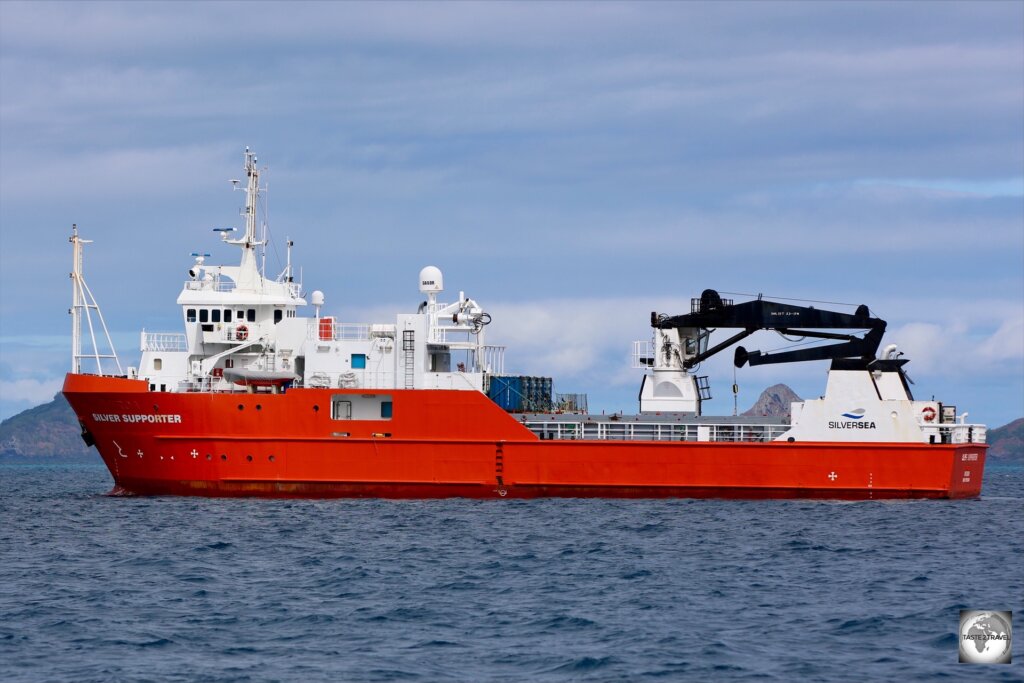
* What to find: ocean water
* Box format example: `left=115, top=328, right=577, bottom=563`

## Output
left=1, top=460, right=1021, bottom=682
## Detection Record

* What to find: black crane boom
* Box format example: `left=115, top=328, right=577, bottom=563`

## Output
left=652, top=290, right=887, bottom=368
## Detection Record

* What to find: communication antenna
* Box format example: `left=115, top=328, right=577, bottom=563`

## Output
left=69, top=224, right=122, bottom=375
left=285, top=238, right=293, bottom=282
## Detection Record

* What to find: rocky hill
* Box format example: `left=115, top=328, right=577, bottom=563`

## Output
left=0, top=392, right=91, bottom=458
left=743, top=383, right=802, bottom=418
left=987, top=418, right=1024, bottom=462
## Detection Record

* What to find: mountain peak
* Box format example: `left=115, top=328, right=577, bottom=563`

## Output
left=742, top=383, right=802, bottom=418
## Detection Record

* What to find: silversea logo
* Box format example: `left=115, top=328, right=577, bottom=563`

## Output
left=829, top=408, right=876, bottom=429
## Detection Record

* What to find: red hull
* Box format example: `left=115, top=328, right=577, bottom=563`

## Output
left=63, top=374, right=987, bottom=500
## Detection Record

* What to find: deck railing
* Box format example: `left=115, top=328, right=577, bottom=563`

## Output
left=522, top=420, right=791, bottom=443
left=309, top=321, right=372, bottom=341
left=523, top=420, right=988, bottom=444
left=931, top=424, right=987, bottom=445
left=183, top=278, right=235, bottom=292
left=141, top=331, right=188, bottom=352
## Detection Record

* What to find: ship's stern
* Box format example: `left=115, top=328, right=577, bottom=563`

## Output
left=948, top=445, right=987, bottom=498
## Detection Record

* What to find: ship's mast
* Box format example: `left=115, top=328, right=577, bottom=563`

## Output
left=70, top=224, right=85, bottom=372
left=69, top=224, right=122, bottom=375
left=225, top=148, right=265, bottom=291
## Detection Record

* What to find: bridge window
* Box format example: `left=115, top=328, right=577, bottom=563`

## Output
left=211, top=309, right=221, bottom=323
left=186, top=309, right=196, bottom=322
left=154, top=358, right=162, bottom=371
left=274, top=310, right=283, bottom=324
left=247, top=309, right=256, bottom=322
left=199, top=309, right=209, bottom=323
left=224, top=309, right=232, bottom=323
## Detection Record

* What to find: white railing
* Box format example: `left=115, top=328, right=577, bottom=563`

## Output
left=183, top=278, right=236, bottom=292
left=932, top=424, right=987, bottom=445
left=334, top=324, right=370, bottom=340
left=308, top=321, right=372, bottom=341
left=432, top=326, right=481, bottom=344
left=141, top=331, right=188, bottom=352
left=183, top=278, right=301, bottom=298
left=522, top=420, right=791, bottom=443
left=481, top=345, right=505, bottom=374
left=632, top=340, right=654, bottom=369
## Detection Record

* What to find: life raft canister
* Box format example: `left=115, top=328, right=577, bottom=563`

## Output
left=236, top=324, right=249, bottom=341
left=921, top=406, right=937, bottom=423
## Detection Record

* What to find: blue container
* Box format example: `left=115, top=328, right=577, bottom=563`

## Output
left=487, top=375, right=553, bottom=412
left=487, top=376, right=524, bottom=411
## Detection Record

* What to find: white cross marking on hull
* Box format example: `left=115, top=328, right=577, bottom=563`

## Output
left=828, top=471, right=838, bottom=481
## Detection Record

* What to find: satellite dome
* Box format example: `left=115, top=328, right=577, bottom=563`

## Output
left=311, top=290, right=325, bottom=306
left=419, top=266, right=443, bottom=294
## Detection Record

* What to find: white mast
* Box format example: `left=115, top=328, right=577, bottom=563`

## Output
left=224, top=147, right=264, bottom=291
left=69, top=224, right=122, bottom=375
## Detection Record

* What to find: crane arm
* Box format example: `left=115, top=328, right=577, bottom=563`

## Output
left=652, top=290, right=887, bottom=368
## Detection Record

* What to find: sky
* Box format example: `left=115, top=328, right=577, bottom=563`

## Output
left=1, top=0, right=1022, bottom=427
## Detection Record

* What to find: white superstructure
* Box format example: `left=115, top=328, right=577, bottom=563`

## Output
left=138, top=149, right=503, bottom=396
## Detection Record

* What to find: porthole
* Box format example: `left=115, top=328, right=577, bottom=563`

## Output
left=313, top=405, right=319, bottom=412
left=256, top=404, right=262, bottom=411
left=268, top=455, right=276, bottom=463
left=238, top=404, right=244, bottom=411
left=206, top=453, right=212, bottom=461
left=220, top=454, right=227, bottom=461
left=246, top=455, right=253, bottom=462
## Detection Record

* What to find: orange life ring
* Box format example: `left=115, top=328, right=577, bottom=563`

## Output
left=236, top=324, right=249, bottom=341
left=921, top=406, right=936, bottom=423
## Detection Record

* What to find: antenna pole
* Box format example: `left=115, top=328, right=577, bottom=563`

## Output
left=286, top=238, right=293, bottom=282
left=244, top=148, right=258, bottom=247
left=68, top=224, right=122, bottom=375
left=228, top=147, right=265, bottom=291
left=70, top=224, right=82, bottom=373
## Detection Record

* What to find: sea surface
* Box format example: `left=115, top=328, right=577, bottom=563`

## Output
left=1, top=459, right=1021, bottom=682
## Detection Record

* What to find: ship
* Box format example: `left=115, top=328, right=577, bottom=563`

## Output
left=62, top=149, right=988, bottom=499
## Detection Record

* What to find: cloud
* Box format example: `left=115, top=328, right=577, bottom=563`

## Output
left=0, top=377, right=62, bottom=406
left=856, top=177, right=1024, bottom=199
left=975, top=315, right=1024, bottom=365
left=0, top=1, right=1020, bottom=427
left=0, top=144, right=236, bottom=203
